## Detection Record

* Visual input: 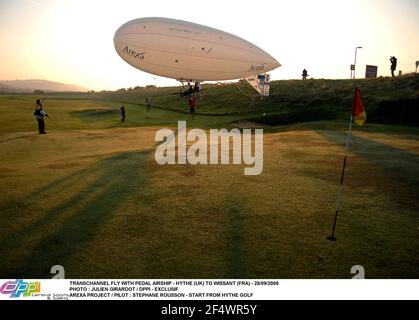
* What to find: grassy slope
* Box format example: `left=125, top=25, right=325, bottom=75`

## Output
left=93, top=74, right=419, bottom=125
left=0, top=75, right=418, bottom=279
left=253, top=75, right=419, bottom=126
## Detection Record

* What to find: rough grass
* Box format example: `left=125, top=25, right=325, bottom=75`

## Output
left=92, top=74, right=419, bottom=126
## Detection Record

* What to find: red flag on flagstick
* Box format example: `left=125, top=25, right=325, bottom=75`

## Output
left=327, top=87, right=367, bottom=241
left=352, top=88, right=367, bottom=126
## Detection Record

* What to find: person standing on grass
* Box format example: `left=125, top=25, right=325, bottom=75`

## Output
left=193, top=81, right=201, bottom=93
left=33, top=99, right=49, bottom=134
left=120, top=104, right=126, bottom=122
left=390, top=56, right=397, bottom=78
left=146, top=96, right=152, bottom=112
left=302, top=69, right=309, bottom=80
left=188, top=93, right=196, bottom=120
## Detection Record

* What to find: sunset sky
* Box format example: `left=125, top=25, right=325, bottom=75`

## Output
left=0, top=0, right=418, bottom=90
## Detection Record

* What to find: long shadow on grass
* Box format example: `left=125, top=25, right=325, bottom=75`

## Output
left=318, top=130, right=419, bottom=208
left=223, top=202, right=247, bottom=278
left=70, top=109, right=120, bottom=123
left=0, top=165, right=102, bottom=215
left=0, top=166, right=107, bottom=247
left=0, top=150, right=150, bottom=278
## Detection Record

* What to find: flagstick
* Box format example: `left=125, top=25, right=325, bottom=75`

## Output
left=327, top=116, right=354, bottom=242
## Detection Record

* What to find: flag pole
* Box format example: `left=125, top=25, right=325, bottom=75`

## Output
left=327, top=115, right=354, bottom=241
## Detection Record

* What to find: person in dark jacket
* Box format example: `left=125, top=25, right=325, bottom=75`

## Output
left=120, top=105, right=126, bottom=122
left=390, top=56, right=397, bottom=78
left=146, top=96, right=152, bottom=112
left=188, top=94, right=196, bottom=120
left=33, top=99, right=49, bottom=134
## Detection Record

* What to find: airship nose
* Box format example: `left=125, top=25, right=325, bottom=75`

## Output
left=114, top=23, right=125, bottom=39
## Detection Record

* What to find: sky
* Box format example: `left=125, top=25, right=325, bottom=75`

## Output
left=0, top=0, right=418, bottom=90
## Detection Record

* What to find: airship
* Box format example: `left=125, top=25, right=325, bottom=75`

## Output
left=114, top=17, right=281, bottom=96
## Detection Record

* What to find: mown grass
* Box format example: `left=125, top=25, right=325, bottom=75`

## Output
left=1, top=127, right=418, bottom=278
left=0, top=76, right=418, bottom=279
left=0, top=95, right=246, bottom=133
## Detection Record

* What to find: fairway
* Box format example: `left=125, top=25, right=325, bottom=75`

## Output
left=0, top=94, right=418, bottom=279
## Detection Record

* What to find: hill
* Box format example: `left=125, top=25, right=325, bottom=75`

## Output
left=0, top=79, right=88, bottom=93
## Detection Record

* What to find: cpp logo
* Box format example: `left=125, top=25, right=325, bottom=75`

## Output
left=0, top=279, right=41, bottom=298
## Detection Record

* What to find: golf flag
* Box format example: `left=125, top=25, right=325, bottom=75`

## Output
left=328, top=88, right=367, bottom=241
left=352, top=88, right=366, bottom=126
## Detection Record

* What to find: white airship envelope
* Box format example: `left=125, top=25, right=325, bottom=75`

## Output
left=114, top=17, right=281, bottom=82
